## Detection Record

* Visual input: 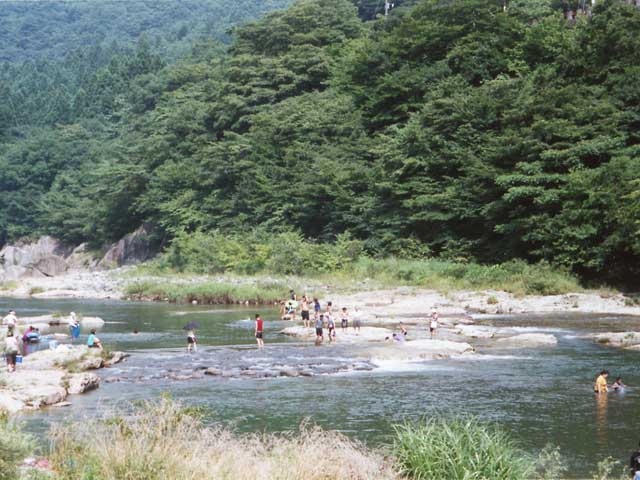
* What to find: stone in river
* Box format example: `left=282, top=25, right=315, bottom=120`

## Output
left=495, top=333, right=557, bottom=347
left=67, top=373, right=100, bottom=395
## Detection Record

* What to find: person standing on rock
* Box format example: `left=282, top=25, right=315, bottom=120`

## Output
left=255, top=314, right=264, bottom=349
left=69, top=312, right=81, bottom=342
left=430, top=310, right=439, bottom=339
left=4, top=331, right=19, bottom=373
left=301, top=296, right=310, bottom=328
left=3, top=310, right=17, bottom=334
left=353, top=307, right=362, bottom=333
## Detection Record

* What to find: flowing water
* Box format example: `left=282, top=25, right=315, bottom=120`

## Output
left=4, top=296, right=640, bottom=477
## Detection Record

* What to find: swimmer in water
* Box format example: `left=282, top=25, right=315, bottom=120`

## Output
left=613, top=377, right=626, bottom=392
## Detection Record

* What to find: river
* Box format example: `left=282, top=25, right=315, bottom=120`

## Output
left=3, top=296, right=639, bottom=477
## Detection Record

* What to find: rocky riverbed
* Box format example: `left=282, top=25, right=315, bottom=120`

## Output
left=0, top=345, right=127, bottom=413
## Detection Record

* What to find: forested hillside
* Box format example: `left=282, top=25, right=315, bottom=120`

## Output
left=1, top=0, right=639, bottom=285
left=0, top=0, right=292, bottom=62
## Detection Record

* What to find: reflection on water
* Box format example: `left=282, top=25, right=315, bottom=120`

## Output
left=3, top=298, right=640, bottom=478
left=595, top=393, right=608, bottom=447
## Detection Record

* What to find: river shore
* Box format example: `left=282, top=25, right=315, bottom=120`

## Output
left=1, top=268, right=639, bottom=317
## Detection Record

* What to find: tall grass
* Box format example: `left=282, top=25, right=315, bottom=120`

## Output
left=393, top=417, right=535, bottom=480
left=125, top=280, right=287, bottom=304
left=0, top=412, right=35, bottom=480
left=351, top=258, right=580, bottom=296
left=49, top=398, right=398, bottom=480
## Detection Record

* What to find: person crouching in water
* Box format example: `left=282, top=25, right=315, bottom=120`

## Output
left=255, top=314, right=264, bottom=349
left=187, top=329, right=197, bottom=353
left=594, top=370, right=609, bottom=393
left=315, top=314, right=325, bottom=344
left=87, top=329, right=103, bottom=350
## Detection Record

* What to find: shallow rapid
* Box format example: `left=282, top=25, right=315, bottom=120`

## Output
left=4, top=297, right=639, bottom=478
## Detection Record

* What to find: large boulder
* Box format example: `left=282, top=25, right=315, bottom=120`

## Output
left=0, top=236, right=72, bottom=280
left=67, top=373, right=100, bottom=394
left=100, top=223, right=158, bottom=267
left=495, top=333, right=557, bottom=348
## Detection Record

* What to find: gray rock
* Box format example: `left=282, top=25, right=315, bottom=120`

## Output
left=33, top=255, right=68, bottom=277
left=78, top=356, right=104, bottom=370
left=67, top=373, right=100, bottom=394
left=99, top=223, right=158, bottom=267
left=204, top=368, right=223, bottom=376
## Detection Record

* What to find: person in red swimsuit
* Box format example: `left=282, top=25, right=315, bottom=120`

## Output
left=255, top=314, right=264, bottom=349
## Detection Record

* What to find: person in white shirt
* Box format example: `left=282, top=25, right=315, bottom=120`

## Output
left=4, top=332, right=19, bottom=372
left=3, top=310, right=17, bottom=333
left=430, top=310, right=439, bottom=339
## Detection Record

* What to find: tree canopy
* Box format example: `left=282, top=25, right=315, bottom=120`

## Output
left=1, top=0, right=639, bottom=285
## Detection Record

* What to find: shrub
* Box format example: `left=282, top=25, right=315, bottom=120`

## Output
left=393, top=417, right=535, bottom=480
left=0, top=413, right=35, bottom=480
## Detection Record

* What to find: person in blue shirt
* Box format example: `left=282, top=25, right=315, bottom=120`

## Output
left=87, top=329, right=103, bottom=350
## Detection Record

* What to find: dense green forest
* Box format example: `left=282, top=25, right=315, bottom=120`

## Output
left=1, top=0, right=639, bottom=286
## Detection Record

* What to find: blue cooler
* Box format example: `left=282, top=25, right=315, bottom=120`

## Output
left=16, top=355, right=22, bottom=364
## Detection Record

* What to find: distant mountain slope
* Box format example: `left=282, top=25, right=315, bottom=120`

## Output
left=0, top=0, right=292, bottom=62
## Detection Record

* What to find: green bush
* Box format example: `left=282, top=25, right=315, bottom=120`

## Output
left=393, top=417, right=535, bottom=480
left=0, top=413, right=35, bottom=480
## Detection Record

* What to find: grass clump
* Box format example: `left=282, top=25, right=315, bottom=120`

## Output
left=125, top=280, right=287, bottom=304
left=0, top=412, right=35, bottom=480
left=393, top=417, right=535, bottom=480
left=49, top=398, right=398, bottom=480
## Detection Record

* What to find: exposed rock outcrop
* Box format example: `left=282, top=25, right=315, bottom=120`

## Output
left=0, top=236, right=71, bottom=281
left=99, top=223, right=159, bottom=267
left=0, top=345, right=128, bottom=413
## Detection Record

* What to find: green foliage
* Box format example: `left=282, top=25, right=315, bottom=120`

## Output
left=393, top=417, right=535, bottom=480
left=2, top=0, right=640, bottom=287
left=161, top=230, right=364, bottom=275
left=0, top=413, right=35, bottom=480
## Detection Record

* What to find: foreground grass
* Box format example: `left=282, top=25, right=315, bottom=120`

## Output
left=394, top=418, right=536, bottom=480
left=49, top=399, right=398, bottom=480
left=2, top=399, right=630, bottom=480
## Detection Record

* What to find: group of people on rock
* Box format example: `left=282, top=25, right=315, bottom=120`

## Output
left=2, top=309, right=102, bottom=373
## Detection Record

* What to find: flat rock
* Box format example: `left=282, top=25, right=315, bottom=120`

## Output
left=588, top=332, right=640, bottom=348
left=281, top=326, right=393, bottom=343
left=455, top=324, right=496, bottom=339
left=495, top=333, right=557, bottom=347
left=359, top=339, right=474, bottom=362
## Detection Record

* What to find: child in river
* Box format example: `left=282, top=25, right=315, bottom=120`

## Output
left=187, top=329, right=197, bottom=353
left=613, top=377, right=626, bottom=392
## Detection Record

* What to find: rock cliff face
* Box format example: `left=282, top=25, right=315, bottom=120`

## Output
left=0, top=225, right=159, bottom=282
left=99, top=223, right=158, bottom=267
left=0, top=236, right=71, bottom=281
